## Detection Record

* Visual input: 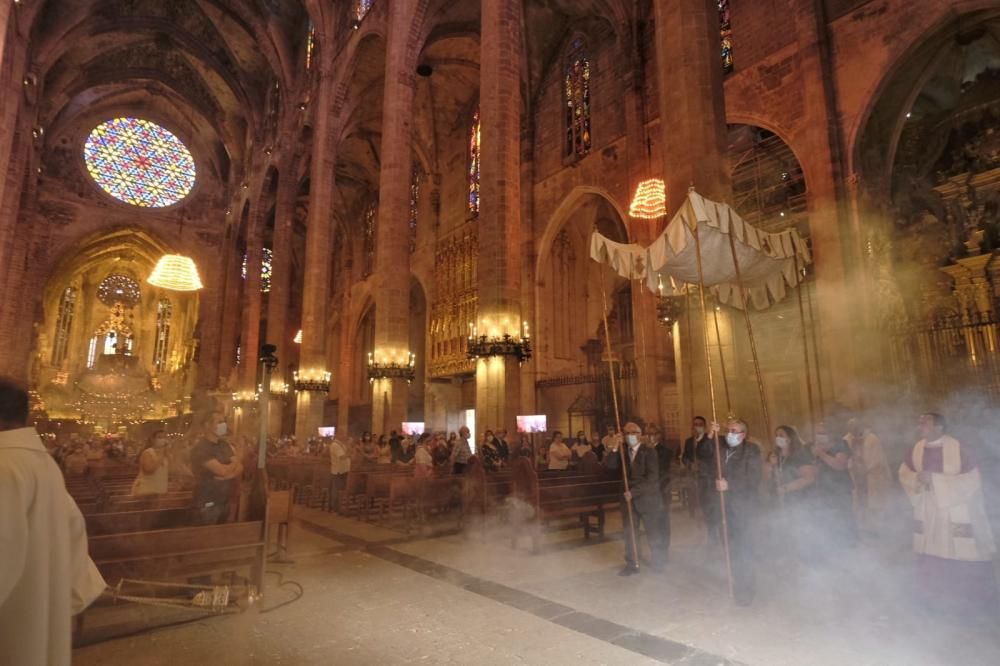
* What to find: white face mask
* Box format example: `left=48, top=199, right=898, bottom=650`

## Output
left=625, top=434, right=640, bottom=447
left=775, top=436, right=789, bottom=450
left=815, top=434, right=829, bottom=445
left=725, top=432, right=743, bottom=448
left=214, top=422, right=228, bottom=437
left=694, top=426, right=705, bottom=436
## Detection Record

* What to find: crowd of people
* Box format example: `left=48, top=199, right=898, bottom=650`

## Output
left=28, top=403, right=1000, bottom=618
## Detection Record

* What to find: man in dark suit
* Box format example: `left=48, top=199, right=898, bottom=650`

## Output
left=711, top=417, right=762, bottom=606
left=606, top=421, right=668, bottom=575
left=648, top=425, right=673, bottom=552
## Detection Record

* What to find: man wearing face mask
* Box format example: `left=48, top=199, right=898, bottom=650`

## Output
left=711, top=418, right=762, bottom=606
left=189, top=410, right=243, bottom=525
left=606, top=422, right=668, bottom=575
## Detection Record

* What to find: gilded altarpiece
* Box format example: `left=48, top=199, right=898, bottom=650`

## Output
left=429, top=231, right=478, bottom=377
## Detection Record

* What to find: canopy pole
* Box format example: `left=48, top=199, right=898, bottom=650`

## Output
left=793, top=252, right=818, bottom=436
left=681, top=285, right=695, bottom=467
left=710, top=300, right=733, bottom=416
left=726, top=232, right=772, bottom=444
left=599, top=272, right=640, bottom=570
left=691, top=221, right=735, bottom=600
left=803, top=260, right=826, bottom=422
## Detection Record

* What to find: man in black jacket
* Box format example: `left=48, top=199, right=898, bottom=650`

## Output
left=606, top=422, right=668, bottom=575
left=712, top=418, right=762, bottom=606
left=649, top=425, right=673, bottom=552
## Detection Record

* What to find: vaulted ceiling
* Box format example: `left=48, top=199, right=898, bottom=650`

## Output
left=29, top=0, right=310, bottom=203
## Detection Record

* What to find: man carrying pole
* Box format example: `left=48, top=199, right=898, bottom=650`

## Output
left=606, top=422, right=669, bottom=574
left=710, top=418, right=762, bottom=606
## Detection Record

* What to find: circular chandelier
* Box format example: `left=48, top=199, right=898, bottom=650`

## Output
left=148, top=254, right=203, bottom=291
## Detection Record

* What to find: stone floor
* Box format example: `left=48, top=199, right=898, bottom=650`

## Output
left=74, top=504, right=1000, bottom=665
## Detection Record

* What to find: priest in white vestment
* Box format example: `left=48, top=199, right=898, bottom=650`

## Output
left=0, top=379, right=107, bottom=665
left=899, top=413, right=998, bottom=616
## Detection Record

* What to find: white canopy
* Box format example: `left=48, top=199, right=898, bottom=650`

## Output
left=589, top=189, right=811, bottom=309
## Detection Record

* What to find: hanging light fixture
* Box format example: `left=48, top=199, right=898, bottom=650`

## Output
left=294, top=329, right=302, bottom=344
left=629, top=178, right=667, bottom=219
left=147, top=254, right=203, bottom=291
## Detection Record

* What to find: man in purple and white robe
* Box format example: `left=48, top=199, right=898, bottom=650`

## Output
left=899, top=413, right=998, bottom=616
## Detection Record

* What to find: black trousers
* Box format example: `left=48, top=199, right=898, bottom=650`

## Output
left=621, top=501, right=669, bottom=569
left=725, top=514, right=756, bottom=604
left=328, top=473, right=347, bottom=512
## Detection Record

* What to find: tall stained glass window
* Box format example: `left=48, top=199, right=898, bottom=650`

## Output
left=260, top=247, right=273, bottom=293
left=84, top=118, right=196, bottom=208
left=468, top=107, right=481, bottom=216
left=353, top=0, right=374, bottom=24
left=720, top=1, right=733, bottom=74
left=52, top=286, right=76, bottom=366
left=241, top=247, right=273, bottom=293
left=409, top=165, right=420, bottom=253
left=363, top=200, right=377, bottom=277
left=153, top=299, right=172, bottom=373
left=564, top=38, right=592, bottom=158
left=305, top=22, right=316, bottom=70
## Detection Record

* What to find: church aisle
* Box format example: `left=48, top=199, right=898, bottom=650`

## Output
left=74, top=506, right=1000, bottom=665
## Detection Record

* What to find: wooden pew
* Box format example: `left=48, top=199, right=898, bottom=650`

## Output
left=85, top=507, right=191, bottom=536
left=507, top=461, right=623, bottom=552
left=88, top=521, right=266, bottom=587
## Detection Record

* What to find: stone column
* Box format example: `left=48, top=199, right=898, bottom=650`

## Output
left=475, top=0, right=523, bottom=435
left=653, top=0, right=730, bottom=433
left=337, top=291, right=353, bottom=435
left=370, top=0, right=417, bottom=434
left=793, top=1, right=859, bottom=412
left=653, top=0, right=730, bottom=205
left=621, top=24, right=669, bottom=428
left=294, top=69, right=336, bottom=441
left=265, top=167, right=296, bottom=435
left=240, top=230, right=263, bottom=391
left=217, top=234, right=243, bottom=388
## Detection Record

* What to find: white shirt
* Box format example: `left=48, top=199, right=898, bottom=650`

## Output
left=329, top=439, right=351, bottom=475
left=0, top=427, right=107, bottom=666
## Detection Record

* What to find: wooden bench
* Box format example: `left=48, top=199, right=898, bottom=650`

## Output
left=508, top=461, right=623, bottom=552
left=88, top=521, right=266, bottom=587
left=85, top=507, right=191, bottom=536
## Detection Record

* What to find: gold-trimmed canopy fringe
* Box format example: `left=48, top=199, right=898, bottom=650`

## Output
left=592, top=188, right=811, bottom=310
left=628, top=178, right=667, bottom=219
left=147, top=255, right=203, bottom=291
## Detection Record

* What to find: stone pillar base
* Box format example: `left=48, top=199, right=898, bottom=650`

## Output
left=295, top=391, right=326, bottom=441
left=474, top=356, right=521, bottom=437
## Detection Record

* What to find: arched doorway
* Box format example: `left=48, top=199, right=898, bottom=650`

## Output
left=33, top=229, right=200, bottom=433
left=536, top=191, right=640, bottom=435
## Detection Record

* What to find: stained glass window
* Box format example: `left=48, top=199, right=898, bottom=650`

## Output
left=52, top=287, right=76, bottom=366
left=363, top=200, right=377, bottom=277
left=468, top=107, right=481, bottom=216
left=565, top=38, right=592, bottom=158
left=261, top=247, right=273, bottom=293
left=84, top=118, right=196, bottom=208
left=97, top=274, right=141, bottom=307
left=153, top=299, right=172, bottom=373
left=720, top=1, right=733, bottom=74
left=305, top=22, right=316, bottom=70
left=409, top=166, right=420, bottom=253
left=353, top=0, right=373, bottom=24
left=241, top=248, right=273, bottom=293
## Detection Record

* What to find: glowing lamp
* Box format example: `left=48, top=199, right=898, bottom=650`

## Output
left=629, top=178, right=667, bottom=219
left=147, top=255, right=203, bottom=291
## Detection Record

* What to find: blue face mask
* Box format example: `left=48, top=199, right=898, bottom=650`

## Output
left=625, top=434, right=639, bottom=447
left=725, top=433, right=743, bottom=448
